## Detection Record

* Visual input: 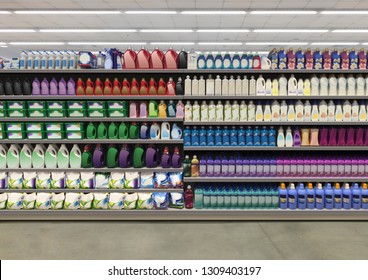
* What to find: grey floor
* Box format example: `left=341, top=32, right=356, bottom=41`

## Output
left=1, top=221, right=368, bottom=259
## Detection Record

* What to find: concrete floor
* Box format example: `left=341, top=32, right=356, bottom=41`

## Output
left=1, top=221, right=368, bottom=259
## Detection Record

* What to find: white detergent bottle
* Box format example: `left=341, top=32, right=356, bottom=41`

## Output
left=304, top=100, right=312, bottom=121
left=356, top=75, right=365, bottom=96
left=303, top=78, right=311, bottom=95
left=343, top=100, right=352, bottom=122
left=271, top=79, right=279, bottom=96
left=295, top=100, right=304, bottom=122
left=263, top=101, right=271, bottom=121
left=242, top=76, right=249, bottom=96
left=320, top=75, right=328, bottom=96
left=256, top=75, right=265, bottom=95
left=191, top=75, right=199, bottom=95
left=248, top=101, right=255, bottom=121
left=277, top=127, right=285, bottom=147
left=297, top=79, right=304, bottom=95
left=255, top=102, right=264, bottom=122
left=62, top=51, right=69, bottom=70
left=279, top=75, right=287, bottom=96
left=184, top=75, right=192, bottom=95
left=311, top=101, right=319, bottom=122
left=335, top=101, right=343, bottom=121
left=6, top=144, right=21, bottom=168
left=338, top=75, right=347, bottom=96
left=192, top=101, right=200, bottom=122
left=319, top=100, right=328, bottom=121
left=265, top=79, right=272, bottom=95
left=240, top=101, right=248, bottom=121
left=311, top=75, right=319, bottom=96
left=232, top=101, right=240, bottom=121
left=57, top=144, right=69, bottom=168
left=0, top=145, right=7, bottom=169
left=20, top=51, right=27, bottom=70
left=198, top=75, right=206, bottom=96
left=69, top=144, right=82, bottom=169
left=351, top=100, right=359, bottom=121
left=20, top=144, right=32, bottom=169
left=201, top=101, right=209, bottom=122
left=215, top=75, right=222, bottom=95
left=280, top=100, right=288, bottom=121
left=359, top=101, right=367, bottom=121
left=235, top=76, right=242, bottom=96
left=184, top=101, right=193, bottom=122
left=228, top=75, right=235, bottom=95
left=206, top=74, right=214, bottom=96
left=45, top=144, right=58, bottom=168
left=34, top=51, right=41, bottom=70
left=208, top=101, right=216, bottom=121
left=224, top=101, right=232, bottom=121
left=347, top=75, right=356, bottom=96
left=287, top=74, right=297, bottom=95
left=365, top=75, right=368, bottom=96
left=32, top=144, right=46, bottom=169
left=329, top=75, right=338, bottom=96
left=222, top=75, right=229, bottom=96
left=287, top=102, right=295, bottom=121
left=271, top=100, right=280, bottom=122
left=54, top=51, right=62, bottom=70
left=285, top=127, right=293, bottom=147
left=327, top=100, right=336, bottom=122
left=249, top=76, right=256, bottom=96
left=216, top=101, right=224, bottom=121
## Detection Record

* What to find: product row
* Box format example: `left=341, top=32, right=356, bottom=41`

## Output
left=279, top=182, right=368, bottom=209
left=0, top=192, right=185, bottom=210
left=184, top=74, right=368, bottom=97
left=0, top=171, right=183, bottom=190
left=184, top=100, right=367, bottom=122
left=267, top=48, right=366, bottom=70
left=183, top=154, right=368, bottom=178
left=1, top=144, right=182, bottom=169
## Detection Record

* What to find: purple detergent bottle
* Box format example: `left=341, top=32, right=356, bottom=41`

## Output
left=319, top=127, right=328, bottom=146
left=119, top=145, right=131, bottom=167
left=41, top=77, right=49, bottom=95
left=276, top=157, right=284, bottom=177
left=207, top=156, right=214, bottom=177
left=93, top=144, right=105, bottom=168
left=67, top=77, right=76, bottom=95
left=263, top=158, right=270, bottom=177
left=290, top=158, right=298, bottom=177
left=344, top=157, right=352, bottom=177
left=214, top=156, right=221, bottom=177
left=346, top=127, right=355, bottom=146
left=364, top=127, right=368, bottom=146
left=49, top=77, right=58, bottom=95
left=356, top=127, right=364, bottom=146
left=270, top=157, right=277, bottom=177
left=228, top=157, right=236, bottom=177
left=249, top=158, right=257, bottom=177
left=283, top=158, right=291, bottom=177
left=160, top=146, right=172, bottom=168
left=303, top=157, right=311, bottom=177
left=256, top=158, right=264, bottom=177
left=310, top=158, right=318, bottom=177
left=317, top=158, right=325, bottom=176
left=242, top=158, right=250, bottom=177
left=58, top=78, right=67, bottom=95
left=32, top=78, right=41, bottom=95
left=236, top=156, right=243, bottom=176
left=297, top=158, right=304, bottom=176
left=328, top=127, right=337, bottom=146
left=221, top=157, right=229, bottom=177
left=293, top=127, right=301, bottom=147
left=171, top=147, right=182, bottom=168
left=338, top=127, right=346, bottom=146
left=199, top=157, right=207, bottom=177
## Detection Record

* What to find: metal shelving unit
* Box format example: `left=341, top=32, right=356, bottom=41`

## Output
left=0, top=139, right=183, bottom=144
left=1, top=117, right=183, bottom=122
left=0, top=95, right=183, bottom=100
left=184, top=95, right=368, bottom=100
left=0, top=188, right=183, bottom=193
left=0, top=167, right=183, bottom=172
left=184, top=177, right=368, bottom=183
left=184, top=121, right=365, bottom=126
left=183, top=146, right=368, bottom=151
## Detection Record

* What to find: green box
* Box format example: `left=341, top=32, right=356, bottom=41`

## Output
left=46, top=131, right=65, bottom=140
left=108, top=109, right=128, bottom=118
left=107, top=101, right=127, bottom=109
left=26, top=123, right=44, bottom=132
left=28, top=108, right=47, bottom=118
left=0, top=109, right=6, bottom=117
left=45, top=123, right=64, bottom=132
left=87, top=101, right=105, bottom=109
left=27, top=131, right=45, bottom=140
left=47, top=101, right=65, bottom=110
left=7, top=131, right=25, bottom=139
left=65, top=123, right=84, bottom=132
left=27, top=101, right=45, bottom=109
left=67, top=101, right=85, bottom=109
left=47, top=109, right=66, bottom=118
left=7, top=108, right=26, bottom=117
left=68, top=109, right=86, bottom=118
left=6, top=123, right=24, bottom=132
left=87, top=108, right=106, bottom=117
left=66, top=131, right=85, bottom=140
left=0, top=100, right=6, bottom=109
left=0, top=124, right=5, bottom=139
left=7, top=101, right=25, bottom=109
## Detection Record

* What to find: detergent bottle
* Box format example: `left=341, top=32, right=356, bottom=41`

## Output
left=279, top=183, right=288, bottom=209
left=102, top=78, right=112, bottom=95
left=130, top=78, right=139, bottom=95
left=278, top=48, right=287, bottom=69
left=297, top=183, right=307, bottom=209
left=248, top=53, right=254, bottom=69
left=268, top=48, right=278, bottom=69
left=166, top=100, right=175, bottom=118
left=0, top=145, right=7, bottom=169
left=295, top=48, right=305, bottom=69
left=323, top=48, right=332, bottom=69
left=288, top=183, right=297, bottom=209
left=242, top=75, right=249, bottom=96
left=32, top=78, right=41, bottom=95
left=19, top=144, right=32, bottom=169
left=158, top=100, right=167, bottom=118
left=207, top=126, right=215, bottom=146
left=252, top=52, right=261, bottom=69
left=315, top=183, right=325, bottom=209
left=199, top=126, right=206, bottom=146
left=334, top=183, right=342, bottom=209
left=97, top=122, right=108, bottom=139
left=305, top=48, right=313, bottom=69
left=358, top=49, right=367, bottom=69
left=123, top=47, right=137, bottom=69
left=129, top=123, right=139, bottom=139
left=232, top=52, right=241, bottom=69
left=151, top=47, right=166, bottom=69
left=331, top=48, right=341, bottom=69
left=214, top=52, right=223, bottom=69
left=58, top=78, right=67, bottom=95
left=160, top=122, right=171, bottom=140
left=343, top=183, right=352, bottom=209
left=349, top=48, right=358, bottom=69
left=201, top=101, right=209, bottom=122
left=361, top=183, right=368, bottom=209
left=158, top=78, right=167, bottom=95
left=93, top=144, right=105, bottom=168
left=40, top=78, right=49, bottom=95
left=197, top=52, right=206, bottom=69
left=81, top=145, right=93, bottom=168
left=306, top=183, right=315, bottom=209
left=175, top=77, right=184, bottom=96
left=205, top=74, right=214, bottom=96
left=137, top=46, right=151, bottom=69
left=240, top=52, right=249, bottom=69
left=323, top=183, right=334, bottom=209
left=138, top=101, right=147, bottom=118
left=313, top=48, right=323, bottom=69
left=44, top=144, right=58, bottom=168
left=187, top=49, right=198, bottom=69
left=163, top=48, right=178, bottom=69
left=184, top=101, right=192, bottom=121
left=222, top=52, right=231, bottom=69
left=177, top=48, right=187, bottom=69
left=118, top=122, right=129, bottom=139
left=310, top=75, right=319, bottom=96
left=184, top=76, right=192, bottom=96
left=278, top=75, right=287, bottom=96
left=356, top=75, right=365, bottom=96
left=286, top=48, right=296, bottom=69
left=57, top=144, right=69, bottom=169
left=66, top=77, right=75, bottom=95
left=256, top=75, right=265, bottom=95
left=139, top=78, right=148, bottom=95
left=69, top=144, right=81, bottom=169
left=148, top=78, right=158, bottom=95
left=85, top=78, right=94, bottom=95
left=223, top=126, right=230, bottom=146
left=347, top=75, right=356, bottom=96
left=352, top=183, right=361, bottom=209
left=329, top=75, right=337, bottom=96
left=30, top=144, right=45, bottom=169
left=340, top=48, right=349, bottom=69
left=174, top=100, right=184, bottom=119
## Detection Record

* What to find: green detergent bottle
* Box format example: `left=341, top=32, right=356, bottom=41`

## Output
left=6, top=144, right=21, bottom=168
left=81, top=145, right=92, bottom=168
left=97, top=122, right=107, bottom=139
left=86, top=122, right=97, bottom=139
left=251, top=187, right=259, bottom=208
left=245, top=187, right=252, bottom=208
left=57, top=144, right=69, bottom=168
left=45, top=144, right=58, bottom=168
left=148, top=100, right=158, bottom=117
left=217, top=188, right=224, bottom=208
left=32, top=144, right=46, bottom=169
left=118, top=122, right=129, bottom=139
left=129, top=122, right=139, bottom=139
left=133, top=146, right=145, bottom=168
left=106, top=145, right=119, bottom=168
left=69, top=144, right=82, bottom=168
left=258, top=187, right=265, bottom=208
left=237, top=187, right=245, bottom=209
left=20, top=144, right=32, bottom=168
left=108, top=122, right=118, bottom=139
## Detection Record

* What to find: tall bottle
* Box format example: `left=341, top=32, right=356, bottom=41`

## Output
left=249, top=76, right=256, bottom=96
left=183, top=155, right=191, bottom=177
left=215, top=75, right=222, bottom=95
left=206, top=74, right=214, bottom=96
left=242, top=76, right=249, bottom=96
left=184, top=75, right=192, bottom=95
left=185, top=185, right=194, bottom=209
left=191, top=155, right=199, bottom=177
left=222, top=75, right=229, bottom=96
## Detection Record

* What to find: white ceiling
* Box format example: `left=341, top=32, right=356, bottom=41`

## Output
left=1, top=0, right=368, bottom=56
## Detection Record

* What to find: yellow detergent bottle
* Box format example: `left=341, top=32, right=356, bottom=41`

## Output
left=158, top=100, right=167, bottom=118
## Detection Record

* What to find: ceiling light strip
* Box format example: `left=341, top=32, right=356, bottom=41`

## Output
left=332, top=30, right=368, bottom=33
left=9, top=42, right=64, bottom=45
left=141, top=29, right=193, bottom=33
left=311, top=42, right=360, bottom=45
left=254, top=29, right=328, bottom=33
left=40, top=29, right=136, bottom=33
left=198, top=29, right=250, bottom=33
left=0, top=29, right=36, bottom=32
left=181, top=11, right=246, bottom=15
left=250, top=11, right=317, bottom=15
left=321, top=11, right=368, bottom=15
left=14, top=10, right=121, bottom=15
left=125, top=11, right=177, bottom=14
left=67, top=42, right=146, bottom=45
left=198, top=42, right=243, bottom=45
left=0, top=11, right=11, bottom=14
left=150, top=42, right=195, bottom=45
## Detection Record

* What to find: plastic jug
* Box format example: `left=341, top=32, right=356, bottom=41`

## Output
left=150, top=123, right=161, bottom=139
left=81, top=145, right=93, bottom=168
left=119, top=145, right=131, bottom=168
left=171, top=123, right=182, bottom=140
left=157, top=78, right=167, bottom=95
left=176, top=100, right=184, bottom=118
left=69, top=144, right=81, bottom=168
left=161, top=146, right=172, bottom=168
left=45, top=144, right=58, bottom=168
left=172, top=146, right=182, bottom=168
left=165, top=47, right=178, bottom=69
left=113, top=78, right=122, bottom=95
left=129, top=123, right=139, bottom=139
left=158, top=100, right=167, bottom=118
left=0, top=145, right=7, bottom=169
left=93, top=144, right=105, bottom=168
left=137, top=46, right=151, bottom=69
left=139, top=78, right=148, bottom=95
left=102, top=78, right=113, bottom=95
left=140, top=123, right=150, bottom=139
left=4, top=79, right=13, bottom=95
left=41, top=78, right=49, bottom=95
left=130, top=78, right=139, bottom=95
left=148, top=78, right=158, bottom=95
left=161, top=122, right=171, bottom=140
left=108, top=122, right=118, bottom=139
left=32, top=78, right=41, bottom=95
left=84, top=78, right=94, bottom=95
left=151, top=47, right=166, bottom=69
left=97, top=122, right=108, bottom=139
left=107, top=145, right=119, bottom=168
left=49, top=78, right=58, bottom=95
left=288, top=75, right=297, bottom=95
left=167, top=100, right=176, bottom=117
left=58, top=78, right=66, bottom=95
left=140, top=101, right=148, bottom=118
left=20, top=144, right=32, bottom=168
left=166, top=77, right=176, bottom=95
left=7, top=144, right=21, bottom=168
left=129, top=101, right=138, bottom=118
left=56, top=144, right=69, bottom=169
left=76, top=78, right=85, bottom=95
left=67, top=77, right=75, bottom=95
left=149, top=100, right=158, bottom=117
left=123, top=47, right=137, bottom=69
left=13, top=79, right=22, bottom=95
left=145, top=146, right=159, bottom=168
left=86, top=122, right=96, bottom=139
left=177, top=49, right=188, bottom=69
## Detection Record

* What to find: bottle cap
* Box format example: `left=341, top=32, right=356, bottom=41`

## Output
left=335, top=183, right=340, bottom=189
left=280, top=183, right=286, bottom=189
left=308, top=183, right=313, bottom=189
left=363, top=183, right=367, bottom=189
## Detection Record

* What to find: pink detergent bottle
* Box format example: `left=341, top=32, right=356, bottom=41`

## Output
left=167, top=77, right=176, bottom=95
left=151, top=47, right=166, bottom=69
left=129, top=101, right=139, bottom=118
left=185, top=186, right=194, bottom=209
left=340, top=48, right=349, bottom=70
left=347, top=127, right=355, bottom=146
left=356, top=128, right=364, bottom=146
left=137, top=46, right=152, bottom=69
left=176, top=100, right=185, bottom=118
left=358, top=49, right=367, bottom=69
left=319, top=127, right=329, bottom=146
left=323, top=48, right=332, bottom=69
left=286, top=48, right=296, bottom=69
left=305, top=48, right=313, bottom=70
left=58, top=78, right=67, bottom=95
left=139, top=102, right=148, bottom=118
left=338, top=127, right=346, bottom=146
left=165, top=47, right=178, bottom=69
left=32, top=78, right=41, bottom=95
left=123, top=47, right=137, bottom=69
left=328, top=127, right=337, bottom=146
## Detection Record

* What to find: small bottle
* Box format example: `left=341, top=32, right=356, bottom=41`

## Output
left=315, top=183, right=325, bottom=209
left=307, top=183, right=315, bottom=209
left=184, top=101, right=192, bottom=122
left=185, top=185, right=194, bottom=209
left=255, top=102, right=263, bottom=122
left=279, top=183, right=288, bottom=209
left=191, top=155, right=199, bottom=177
left=248, top=101, right=255, bottom=121
left=249, top=76, right=256, bottom=96
left=343, top=183, right=352, bottom=209
left=240, top=101, right=248, bottom=121
left=183, top=155, right=191, bottom=177
left=277, top=127, right=285, bottom=147
left=285, top=126, right=293, bottom=147
left=288, top=183, right=297, bottom=209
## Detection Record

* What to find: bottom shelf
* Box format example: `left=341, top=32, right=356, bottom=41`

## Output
left=1, top=209, right=368, bottom=221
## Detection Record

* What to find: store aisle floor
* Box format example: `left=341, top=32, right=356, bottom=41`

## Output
left=1, top=221, right=368, bottom=260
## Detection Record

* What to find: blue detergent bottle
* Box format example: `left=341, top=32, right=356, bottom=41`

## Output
left=215, top=126, right=223, bottom=146
left=258, top=187, right=266, bottom=208
left=197, top=53, right=206, bottom=69
left=261, top=126, right=269, bottom=146
left=244, top=187, right=252, bottom=208
left=246, top=126, right=253, bottom=146
left=230, top=126, right=238, bottom=146
left=248, top=53, right=254, bottom=69
left=315, top=183, right=325, bottom=209
left=207, top=126, right=215, bottom=146
left=199, top=126, right=207, bottom=146
left=217, top=187, right=224, bottom=208
left=288, top=183, right=297, bottom=209
left=191, top=126, right=199, bottom=146
left=307, top=183, right=315, bottom=209
left=334, top=183, right=343, bottom=209
left=222, top=126, right=230, bottom=146
left=238, top=126, right=245, bottom=146
left=183, top=126, right=191, bottom=146
left=324, top=183, right=334, bottom=209
left=352, top=183, right=361, bottom=209
left=209, top=187, right=217, bottom=208
left=223, top=52, right=232, bottom=69
left=361, top=183, right=368, bottom=209
left=251, top=187, right=259, bottom=208
left=253, top=126, right=261, bottom=146
left=297, top=183, right=307, bottom=209
left=237, top=187, right=245, bottom=209
left=214, top=52, right=223, bottom=69
left=268, top=126, right=276, bottom=146
left=279, top=183, right=288, bottom=209
left=240, top=52, right=249, bottom=69
left=224, top=187, right=231, bottom=209
left=268, top=48, right=278, bottom=69
left=272, top=186, right=279, bottom=208
left=231, top=52, right=241, bottom=69
left=205, top=53, right=215, bottom=69
left=343, top=183, right=352, bottom=209
left=230, top=187, right=238, bottom=208
left=264, top=187, right=272, bottom=208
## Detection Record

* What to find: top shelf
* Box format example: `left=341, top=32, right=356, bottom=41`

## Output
left=2, top=69, right=368, bottom=74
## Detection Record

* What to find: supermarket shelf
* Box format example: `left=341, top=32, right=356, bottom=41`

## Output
left=184, top=121, right=366, bottom=126
left=0, top=188, right=183, bottom=193
left=1, top=209, right=368, bottom=220
left=0, top=167, right=183, bottom=172
left=0, top=139, right=183, bottom=144
left=184, top=146, right=368, bottom=151
left=183, top=95, right=368, bottom=100
left=1, top=117, right=183, bottom=122
left=184, top=177, right=368, bottom=183
left=0, top=95, right=183, bottom=100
